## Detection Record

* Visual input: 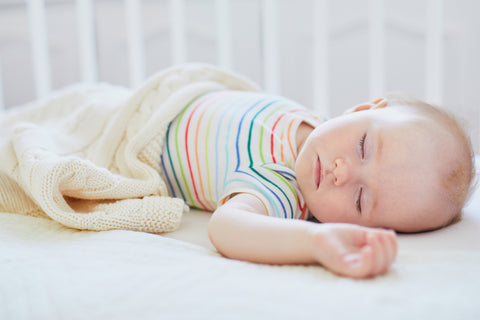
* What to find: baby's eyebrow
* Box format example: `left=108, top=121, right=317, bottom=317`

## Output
left=373, top=130, right=384, bottom=215
left=377, top=129, right=384, bottom=165
left=367, top=129, right=383, bottom=218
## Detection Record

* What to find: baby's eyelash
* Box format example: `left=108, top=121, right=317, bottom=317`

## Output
left=356, top=187, right=363, bottom=213
left=358, top=133, right=367, bottom=159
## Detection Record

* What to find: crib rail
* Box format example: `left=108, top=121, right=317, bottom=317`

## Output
left=76, top=0, right=97, bottom=84
left=0, top=0, right=448, bottom=114
left=0, top=56, right=3, bottom=110
left=27, top=0, right=51, bottom=100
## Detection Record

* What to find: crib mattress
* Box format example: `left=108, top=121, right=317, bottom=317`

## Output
left=1, top=171, right=479, bottom=320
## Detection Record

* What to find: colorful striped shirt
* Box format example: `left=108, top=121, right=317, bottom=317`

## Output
left=160, top=90, right=322, bottom=220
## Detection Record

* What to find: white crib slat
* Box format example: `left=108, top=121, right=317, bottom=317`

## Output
left=76, top=0, right=98, bottom=82
left=170, top=0, right=186, bottom=64
left=425, top=0, right=444, bottom=105
left=125, top=0, right=145, bottom=87
left=27, top=0, right=51, bottom=98
left=216, top=0, right=233, bottom=70
left=369, top=0, right=386, bottom=99
left=0, top=57, right=4, bottom=110
left=261, top=0, right=280, bottom=94
left=312, top=0, right=329, bottom=115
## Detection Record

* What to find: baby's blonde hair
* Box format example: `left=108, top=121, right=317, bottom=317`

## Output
left=387, top=94, right=476, bottom=229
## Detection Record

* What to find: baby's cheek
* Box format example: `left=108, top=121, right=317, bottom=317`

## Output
left=312, top=191, right=356, bottom=224
left=295, top=160, right=311, bottom=190
left=306, top=198, right=330, bottom=222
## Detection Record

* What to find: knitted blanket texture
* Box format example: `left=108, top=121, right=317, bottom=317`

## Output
left=0, top=64, right=259, bottom=233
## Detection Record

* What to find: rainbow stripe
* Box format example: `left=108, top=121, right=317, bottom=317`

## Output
left=160, top=90, right=321, bottom=220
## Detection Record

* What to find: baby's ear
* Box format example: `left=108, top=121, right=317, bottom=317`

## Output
left=343, top=98, right=388, bottom=114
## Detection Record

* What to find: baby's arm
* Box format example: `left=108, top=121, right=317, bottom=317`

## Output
left=208, top=193, right=397, bottom=279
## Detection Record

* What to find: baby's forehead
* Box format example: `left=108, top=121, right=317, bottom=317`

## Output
left=383, top=103, right=453, bottom=130
left=374, top=106, right=457, bottom=143
left=386, top=106, right=463, bottom=151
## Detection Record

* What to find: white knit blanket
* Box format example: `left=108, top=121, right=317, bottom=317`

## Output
left=0, top=64, right=259, bottom=233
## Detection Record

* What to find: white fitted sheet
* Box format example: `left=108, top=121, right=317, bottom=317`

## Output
left=1, top=161, right=479, bottom=320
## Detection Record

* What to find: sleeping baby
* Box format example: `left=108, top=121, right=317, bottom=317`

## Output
left=160, top=90, right=475, bottom=279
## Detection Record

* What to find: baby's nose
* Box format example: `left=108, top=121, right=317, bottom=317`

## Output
left=333, top=158, right=351, bottom=186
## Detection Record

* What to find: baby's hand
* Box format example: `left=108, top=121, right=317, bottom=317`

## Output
left=343, top=97, right=388, bottom=114
left=309, top=223, right=397, bottom=279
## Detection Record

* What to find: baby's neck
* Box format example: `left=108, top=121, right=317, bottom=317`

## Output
left=296, top=122, right=314, bottom=154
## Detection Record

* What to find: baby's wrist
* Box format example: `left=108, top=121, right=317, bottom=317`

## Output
left=306, top=223, right=330, bottom=263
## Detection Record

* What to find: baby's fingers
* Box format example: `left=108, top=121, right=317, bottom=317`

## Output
left=384, top=230, right=398, bottom=266
left=345, top=244, right=376, bottom=279
left=336, top=228, right=397, bottom=279
left=371, top=97, right=388, bottom=109
left=351, top=232, right=392, bottom=278
left=363, top=233, right=387, bottom=276
left=369, top=231, right=397, bottom=276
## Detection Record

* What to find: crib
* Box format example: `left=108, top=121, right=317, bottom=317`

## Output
left=0, top=1, right=479, bottom=319
left=1, top=0, right=479, bottom=149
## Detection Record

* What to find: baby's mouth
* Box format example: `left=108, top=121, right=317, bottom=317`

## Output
left=314, top=156, right=322, bottom=188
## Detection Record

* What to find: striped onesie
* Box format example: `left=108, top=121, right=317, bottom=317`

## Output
left=160, top=90, right=322, bottom=220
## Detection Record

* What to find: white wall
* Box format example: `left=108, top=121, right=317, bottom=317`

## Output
left=1, top=0, right=479, bottom=148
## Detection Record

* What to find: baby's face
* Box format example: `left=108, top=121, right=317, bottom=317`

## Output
left=296, top=105, right=457, bottom=232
